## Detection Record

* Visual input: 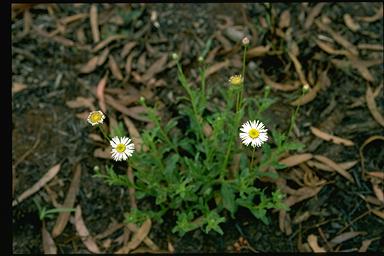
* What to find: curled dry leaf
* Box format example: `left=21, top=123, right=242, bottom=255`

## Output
left=12, top=164, right=61, bottom=207
left=359, top=135, right=384, bottom=179
left=108, top=55, right=123, bottom=80
left=79, top=56, right=99, bottom=74
left=315, top=40, right=348, bottom=55
left=307, top=234, right=326, bottom=252
left=291, top=83, right=321, bottom=106
left=366, top=85, right=384, bottom=127
left=90, top=4, right=100, bottom=43
left=126, top=223, right=159, bottom=251
left=247, top=45, right=271, bottom=58
left=343, top=14, right=360, bottom=31
left=313, top=155, right=355, bottom=183
left=279, top=153, right=313, bottom=168
left=92, top=34, right=128, bottom=52
left=52, top=163, right=82, bottom=238
left=66, top=96, right=95, bottom=110
left=115, top=218, right=152, bottom=254
left=310, top=126, right=354, bottom=146
left=75, top=205, right=101, bottom=254
left=96, top=73, right=108, bottom=113
left=42, top=222, right=57, bottom=254
left=356, top=5, right=383, bottom=23
left=288, top=51, right=308, bottom=87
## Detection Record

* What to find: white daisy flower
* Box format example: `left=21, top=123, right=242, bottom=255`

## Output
left=87, top=111, right=105, bottom=126
left=239, top=120, right=268, bottom=148
left=110, top=136, right=135, bottom=161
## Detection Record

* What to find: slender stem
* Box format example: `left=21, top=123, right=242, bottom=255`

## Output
left=287, top=88, right=305, bottom=136
left=98, top=125, right=111, bottom=141
left=250, top=147, right=256, bottom=171
left=238, top=45, right=248, bottom=111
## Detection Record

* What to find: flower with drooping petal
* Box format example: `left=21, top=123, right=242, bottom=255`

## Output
left=87, top=111, right=106, bottom=126
left=229, top=74, right=243, bottom=86
left=239, top=120, right=268, bottom=148
left=110, top=136, right=135, bottom=161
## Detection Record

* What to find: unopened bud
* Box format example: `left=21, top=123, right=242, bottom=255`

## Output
left=242, top=36, right=250, bottom=46
left=198, top=56, right=204, bottom=63
left=139, top=96, right=145, bottom=104
left=303, top=84, right=310, bottom=92
left=171, top=53, right=179, bottom=60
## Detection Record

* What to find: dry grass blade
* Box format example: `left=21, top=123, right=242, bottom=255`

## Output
left=108, top=55, right=123, bottom=80
left=141, top=54, right=168, bottom=82
left=115, top=218, right=152, bottom=254
left=96, top=73, right=108, bottom=113
left=205, top=59, right=230, bottom=77
left=13, top=164, right=61, bottom=207
left=52, top=163, right=82, bottom=238
left=310, top=126, right=354, bottom=146
left=279, top=154, right=313, bottom=167
left=92, top=35, right=128, bottom=52
left=123, top=116, right=146, bottom=152
left=79, top=56, right=99, bottom=74
left=307, top=234, right=326, bottom=252
left=75, top=205, right=101, bottom=253
left=366, top=85, right=384, bottom=127
left=329, top=231, right=366, bottom=247
left=304, top=3, right=326, bottom=29
left=42, top=222, right=57, bottom=254
left=313, top=155, right=355, bottom=183
left=12, top=82, right=27, bottom=94
left=66, top=96, right=95, bottom=110
left=90, top=4, right=100, bottom=43
left=287, top=52, right=308, bottom=87
left=247, top=45, right=271, bottom=58
left=105, top=95, right=150, bottom=122
left=315, top=20, right=358, bottom=56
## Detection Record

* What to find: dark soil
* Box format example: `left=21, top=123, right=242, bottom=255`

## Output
left=12, top=3, right=384, bottom=253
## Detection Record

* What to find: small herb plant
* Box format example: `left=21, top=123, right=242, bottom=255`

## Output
left=90, top=37, right=305, bottom=236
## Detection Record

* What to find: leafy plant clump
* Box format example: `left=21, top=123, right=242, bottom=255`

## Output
left=93, top=39, right=304, bottom=236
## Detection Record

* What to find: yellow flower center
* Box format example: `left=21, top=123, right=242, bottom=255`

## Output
left=229, top=75, right=243, bottom=86
left=249, top=128, right=260, bottom=139
left=116, top=144, right=126, bottom=153
left=90, top=112, right=103, bottom=123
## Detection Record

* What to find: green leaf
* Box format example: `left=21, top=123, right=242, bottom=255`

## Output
left=221, top=183, right=237, bottom=216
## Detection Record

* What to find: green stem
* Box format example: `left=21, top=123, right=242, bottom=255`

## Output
left=238, top=45, right=248, bottom=111
left=249, top=147, right=256, bottom=171
left=287, top=88, right=305, bottom=136
left=98, top=125, right=111, bottom=141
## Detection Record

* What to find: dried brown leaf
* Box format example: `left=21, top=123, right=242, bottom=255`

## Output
left=315, top=40, right=348, bottom=55
left=94, top=147, right=112, bottom=159
left=279, top=10, right=291, bottom=29
left=279, top=154, right=313, bottom=168
left=357, top=43, right=384, bottom=51
left=315, top=20, right=359, bottom=56
left=261, top=73, right=299, bottom=91
left=96, top=48, right=109, bottom=66
left=123, top=116, right=147, bottom=152
left=367, top=171, right=384, bottom=180
left=372, top=184, right=384, bottom=203
left=125, top=52, right=135, bottom=77
left=66, top=96, right=95, bottom=110
left=313, top=155, right=355, bottom=183
left=95, top=221, right=124, bottom=240
left=42, top=222, right=57, bottom=254
left=291, top=83, right=321, bottom=106
left=359, top=238, right=379, bottom=252
left=75, top=205, right=101, bottom=253
left=90, top=4, right=100, bottom=43
left=89, top=133, right=103, bottom=142
left=371, top=209, right=384, bottom=219
left=79, top=56, right=99, bottom=74
left=12, top=164, right=61, bottom=207
left=343, top=14, right=360, bottom=31
left=356, top=5, right=383, bottom=23
left=307, top=234, right=326, bottom=252
left=137, top=52, right=147, bottom=73
left=96, top=73, right=108, bottom=113
left=288, top=51, right=308, bottom=87
left=126, top=223, right=159, bottom=251
left=284, top=186, right=323, bottom=207
left=329, top=231, right=366, bottom=246
left=310, top=126, right=354, bottom=146
left=52, top=164, right=81, bottom=238
left=60, top=13, right=88, bottom=25
left=141, top=54, right=168, bottom=82
left=121, top=42, right=137, bottom=58
left=366, top=85, right=384, bottom=127
left=349, top=56, right=375, bottom=82
left=247, top=45, right=271, bottom=58
left=92, top=35, right=127, bottom=52
left=206, top=59, right=230, bottom=77
left=304, top=3, right=326, bottom=29
left=359, top=135, right=384, bottom=178
left=115, top=218, right=152, bottom=254
left=108, top=55, right=123, bottom=80
left=105, top=95, right=150, bottom=122
left=12, top=82, right=27, bottom=94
